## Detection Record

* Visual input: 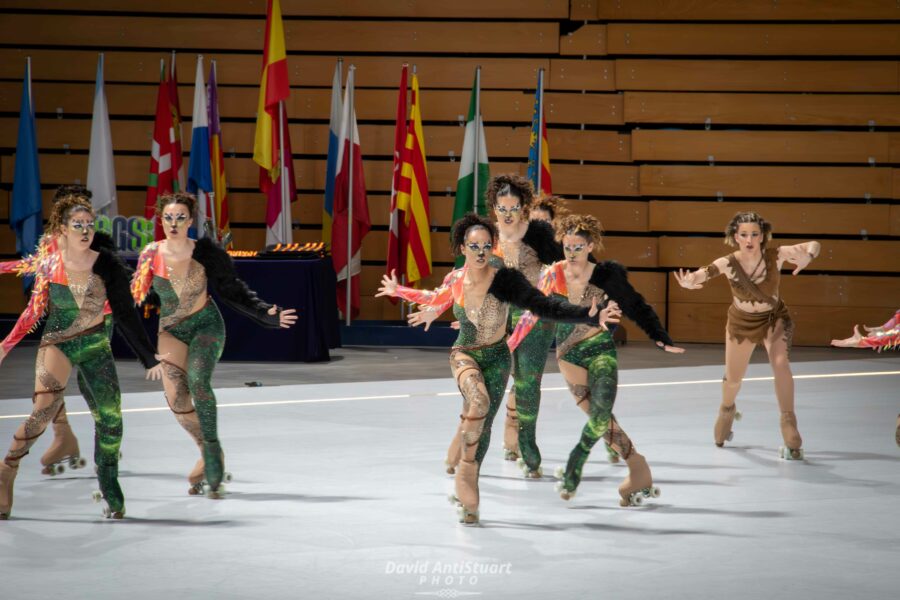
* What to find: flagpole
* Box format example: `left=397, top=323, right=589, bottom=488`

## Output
left=279, top=99, right=289, bottom=243
left=209, top=59, right=219, bottom=238
left=473, top=66, right=481, bottom=215
left=400, top=63, right=417, bottom=321
left=345, top=65, right=356, bottom=327
left=537, top=68, right=544, bottom=194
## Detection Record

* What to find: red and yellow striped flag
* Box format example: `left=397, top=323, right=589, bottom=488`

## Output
left=396, top=72, right=432, bottom=285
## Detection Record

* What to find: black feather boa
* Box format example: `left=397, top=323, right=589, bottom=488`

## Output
left=523, top=220, right=564, bottom=264
left=590, top=260, right=674, bottom=347
left=490, top=267, right=594, bottom=324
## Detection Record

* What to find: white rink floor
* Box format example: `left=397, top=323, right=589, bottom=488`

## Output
left=1, top=357, right=898, bottom=600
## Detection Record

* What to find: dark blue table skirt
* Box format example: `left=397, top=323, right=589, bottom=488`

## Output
left=112, top=256, right=340, bottom=363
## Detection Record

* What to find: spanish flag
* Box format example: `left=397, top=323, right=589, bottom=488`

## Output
left=396, top=71, right=432, bottom=286
left=527, top=68, right=552, bottom=194
left=253, top=0, right=296, bottom=245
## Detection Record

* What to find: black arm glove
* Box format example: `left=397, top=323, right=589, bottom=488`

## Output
left=94, top=250, right=159, bottom=369
left=490, top=267, right=594, bottom=324
left=591, top=260, right=674, bottom=347
left=523, top=220, right=564, bottom=264
left=192, top=238, right=281, bottom=329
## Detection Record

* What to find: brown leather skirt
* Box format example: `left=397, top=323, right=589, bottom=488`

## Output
left=726, top=301, right=793, bottom=349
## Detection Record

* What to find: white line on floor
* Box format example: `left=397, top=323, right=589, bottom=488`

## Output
left=1, top=370, right=897, bottom=420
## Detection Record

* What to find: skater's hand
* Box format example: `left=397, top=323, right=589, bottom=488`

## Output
left=407, top=308, right=438, bottom=331
left=656, top=341, right=686, bottom=354
left=270, top=306, right=297, bottom=328
left=375, top=270, right=399, bottom=298
left=450, top=321, right=460, bottom=330
left=789, top=252, right=814, bottom=276
left=0, top=346, right=6, bottom=367
left=597, top=300, right=621, bottom=331
left=146, top=353, right=170, bottom=380
left=674, top=268, right=703, bottom=290
left=830, top=325, right=864, bottom=348
left=863, top=324, right=884, bottom=334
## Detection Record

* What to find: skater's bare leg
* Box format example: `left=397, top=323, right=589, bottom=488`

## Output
left=717, top=334, right=755, bottom=446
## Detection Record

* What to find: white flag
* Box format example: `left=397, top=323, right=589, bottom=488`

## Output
left=87, top=53, right=117, bottom=215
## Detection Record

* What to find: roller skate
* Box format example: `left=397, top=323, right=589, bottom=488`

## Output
left=502, top=403, right=520, bottom=461
left=516, top=458, right=542, bottom=479
left=202, top=440, right=227, bottom=499
left=448, top=458, right=479, bottom=525
left=0, top=462, right=19, bottom=520
left=40, top=423, right=87, bottom=476
left=778, top=411, right=804, bottom=460
left=187, top=458, right=205, bottom=495
left=554, top=444, right=589, bottom=501
left=93, top=464, right=125, bottom=519
left=618, top=453, right=660, bottom=507
left=714, top=402, right=742, bottom=447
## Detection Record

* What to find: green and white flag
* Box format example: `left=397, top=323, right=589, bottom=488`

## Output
left=453, top=70, right=490, bottom=228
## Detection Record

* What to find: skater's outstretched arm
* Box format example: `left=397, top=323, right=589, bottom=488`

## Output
left=490, top=267, right=612, bottom=326
left=377, top=268, right=459, bottom=312
left=595, top=260, right=683, bottom=353
left=522, top=220, right=564, bottom=264
left=194, top=237, right=296, bottom=329
left=777, top=241, right=821, bottom=275
left=673, top=256, right=730, bottom=290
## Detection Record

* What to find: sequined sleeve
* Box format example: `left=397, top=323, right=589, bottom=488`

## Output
left=0, top=257, right=54, bottom=356
left=0, top=235, right=55, bottom=276
left=130, top=242, right=159, bottom=304
left=858, top=309, right=900, bottom=351
left=0, top=259, right=24, bottom=275
left=394, top=269, right=461, bottom=314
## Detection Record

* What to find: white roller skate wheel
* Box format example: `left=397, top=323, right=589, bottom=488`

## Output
left=223, top=472, right=233, bottom=483
left=75, top=457, right=87, bottom=469
left=651, top=486, right=661, bottom=498
left=554, top=466, right=565, bottom=480
left=795, top=449, right=805, bottom=460
left=734, top=410, right=743, bottom=421
left=49, top=464, right=63, bottom=476
left=92, top=491, right=102, bottom=503
left=630, top=493, right=644, bottom=506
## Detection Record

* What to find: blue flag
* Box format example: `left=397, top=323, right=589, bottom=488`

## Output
left=187, top=56, right=213, bottom=238
left=11, top=58, right=42, bottom=263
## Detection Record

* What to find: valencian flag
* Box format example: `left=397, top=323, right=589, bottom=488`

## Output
left=332, top=65, right=370, bottom=321
left=385, top=64, right=408, bottom=303
left=396, top=69, right=432, bottom=286
left=322, top=58, right=342, bottom=247
left=253, top=0, right=296, bottom=245
left=11, top=57, right=42, bottom=267
left=168, top=51, right=186, bottom=192
left=208, top=59, right=231, bottom=246
left=145, top=59, right=176, bottom=241
left=526, top=68, right=551, bottom=194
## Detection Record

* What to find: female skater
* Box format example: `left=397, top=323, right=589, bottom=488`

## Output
left=376, top=214, right=616, bottom=524
left=528, top=192, right=569, bottom=225
left=0, top=186, right=111, bottom=476
left=674, top=211, right=820, bottom=459
left=509, top=214, right=683, bottom=505
left=0, top=196, right=163, bottom=519
left=131, top=192, right=297, bottom=498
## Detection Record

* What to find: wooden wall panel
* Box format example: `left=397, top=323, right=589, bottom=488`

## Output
left=549, top=59, right=616, bottom=91
left=649, top=201, right=892, bottom=237
left=632, top=131, right=891, bottom=165
left=607, top=24, right=900, bottom=56
left=616, top=60, right=899, bottom=93
left=6, top=0, right=570, bottom=18
left=0, top=15, right=559, bottom=54
left=640, top=166, right=893, bottom=199
left=624, top=92, right=900, bottom=126
left=560, top=25, right=608, bottom=56
left=595, top=0, right=900, bottom=21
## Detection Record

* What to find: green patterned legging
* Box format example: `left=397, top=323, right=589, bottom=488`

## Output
left=5, top=325, right=125, bottom=512
left=449, top=339, right=512, bottom=466
left=164, top=301, right=226, bottom=489
left=510, top=309, right=555, bottom=471
left=558, top=330, right=630, bottom=494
